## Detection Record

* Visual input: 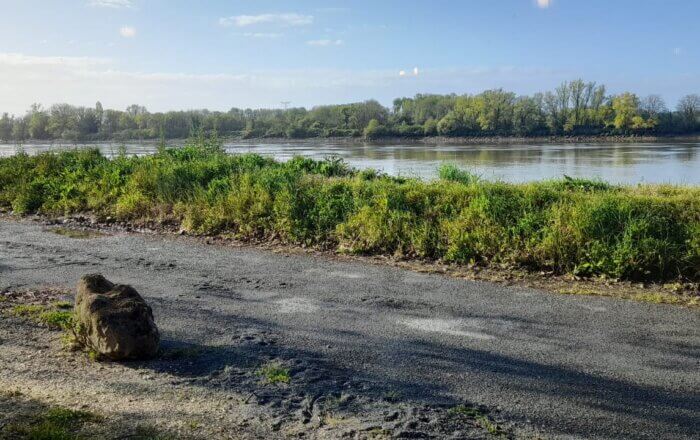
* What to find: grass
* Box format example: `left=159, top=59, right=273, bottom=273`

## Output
left=557, top=286, right=699, bottom=306
left=9, top=304, right=74, bottom=330
left=256, top=361, right=291, bottom=384
left=0, top=398, right=173, bottom=440
left=2, top=406, right=99, bottom=440
left=1, top=139, right=698, bottom=284
left=449, top=405, right=507, bottom=437
left=49, top=227, right=105, bottom=239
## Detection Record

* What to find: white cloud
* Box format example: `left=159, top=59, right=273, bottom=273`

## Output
left=306, top=39, right=343, bottom=47
left=242, top=32, right=283, bottom=39
left=536, top=0, right=552, bottom=8
left=88, top=0, right=133, bottom=8
left=0, top=53, right=110, bottom=67
left=399, top=67, right=419, bottom=77
left=219, top=13, right=313, bottom=28
left=119, top=26, right=137, bottom=38
left=1, top=52, right=696, bottom=116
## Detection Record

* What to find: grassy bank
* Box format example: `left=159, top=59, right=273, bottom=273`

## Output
left=1, top=140, right=698, bottom=283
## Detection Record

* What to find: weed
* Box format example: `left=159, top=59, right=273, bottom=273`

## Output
left=53, top=301, right=73, bottom=310
left=10, top=304, right=46, bottom=318
left=2, top=142, right=698, bottom=283
left=9, top=304, right=74, bottom=330
left=50, top=227, right=105, bottom=239
left=449, top=405, right=507, bottom=437
left=38, top=311, right=74, bottom=330
left=87, top=349, right=101, bottom=362
left=43, top=407, right=98, bottom=425
left=256, top=361, right=291, bottom=384
left=438, top=163, right=481, bottom=185
left=2, top=406, right=99, bottom=440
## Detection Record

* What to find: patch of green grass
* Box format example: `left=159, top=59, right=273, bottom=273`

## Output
left=557, top=287, right=699, bottom=307
left=53, top=301, right=73, bottom=309
left=438, top=163, right=480, bottom=185
left=38, top=311, right=74, bottom=330
left=43, top=407, right=98, bottom=426
left=256, top=361, right=291, bottom=384
left=87, top=349, right=101, bottom=362
left=3, top=406, right=99, bottom=440
left=2, top=141, right=698, bottom=284
left=9, top=304, right=74, bottom=330
left=49, top=227, right=105, bottom=239
left=11, top=304, right=47, bottom=318
left=449, top=405, right=507, bottom=437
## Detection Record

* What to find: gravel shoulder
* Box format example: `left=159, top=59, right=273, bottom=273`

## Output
left=1, top=219, right=699, bottom=439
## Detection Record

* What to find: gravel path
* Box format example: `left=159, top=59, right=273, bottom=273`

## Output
left=1, top=219, right=698, bottom=439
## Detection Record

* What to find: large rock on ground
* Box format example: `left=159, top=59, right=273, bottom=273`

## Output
left=75, top=274, right=160, bottom=360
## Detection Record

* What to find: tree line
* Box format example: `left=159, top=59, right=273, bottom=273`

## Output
left=1, top=80, right=698, bottom=142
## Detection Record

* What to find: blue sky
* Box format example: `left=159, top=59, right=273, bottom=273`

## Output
left=0, top=0, right=698, bottom=113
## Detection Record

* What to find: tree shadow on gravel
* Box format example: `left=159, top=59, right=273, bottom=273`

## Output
left=120, top=305, right=700, bottom=440
left=144, top=300, right=700, bottom=437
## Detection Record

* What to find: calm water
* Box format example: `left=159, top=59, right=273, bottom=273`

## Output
left=1, top=140, right=698, bottom=185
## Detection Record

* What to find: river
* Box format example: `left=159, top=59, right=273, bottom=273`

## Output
left=1, top=140, right=698, bottom=185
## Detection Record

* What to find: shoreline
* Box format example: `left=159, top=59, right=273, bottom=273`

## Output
left=2, top=133, right=700, bottom=146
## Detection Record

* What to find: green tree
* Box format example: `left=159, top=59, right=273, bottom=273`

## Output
left=513, top=96, right=545, bottom=135
left=11, top=116, right=28, bottom=141
left=28, top=104, right=50, bottom=139
left=76, top=107, right=100, bottom=138
left=0, top=113, right=13, bottom=141
left=48, top=104, right=77, bottom=138
left=611, top=93, right=641, bottom=132
left=676, top=94, right=700, bottom=130
left=437, top=111, right=462, bottom=136
left=423, top=118, right=438, bottom=136
left=363, top=118, right=386, bottom=139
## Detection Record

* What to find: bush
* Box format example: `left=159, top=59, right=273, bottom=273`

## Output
left=1, top=141, right=698, bottom=282
left=438, top=164, right=480, bottom=185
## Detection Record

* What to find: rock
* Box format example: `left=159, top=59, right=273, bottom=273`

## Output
left=74, top=274, right=160, bottom=360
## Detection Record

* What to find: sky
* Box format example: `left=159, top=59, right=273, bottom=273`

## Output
left=0, top=0, right=699, bottom=114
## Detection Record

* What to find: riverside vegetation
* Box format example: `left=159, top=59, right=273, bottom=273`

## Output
left=0, top=138, right=698, bottom=284
left=0, top=80, right=699, bottom=142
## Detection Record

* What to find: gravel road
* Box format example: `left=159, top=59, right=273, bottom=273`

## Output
left=1, top=219, right=698, bottom=439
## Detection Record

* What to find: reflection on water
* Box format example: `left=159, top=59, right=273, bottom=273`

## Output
left=1, top=140, right=698, bottom=185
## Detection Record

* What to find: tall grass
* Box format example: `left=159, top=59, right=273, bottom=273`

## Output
left=1, top=141, right=698, bottom=282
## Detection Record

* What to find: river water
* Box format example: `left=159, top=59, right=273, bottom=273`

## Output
left=1, top=140, right=698, bottom=185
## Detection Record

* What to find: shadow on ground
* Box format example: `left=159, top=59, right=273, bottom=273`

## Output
left=118, top=304, right=700, bottom=439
